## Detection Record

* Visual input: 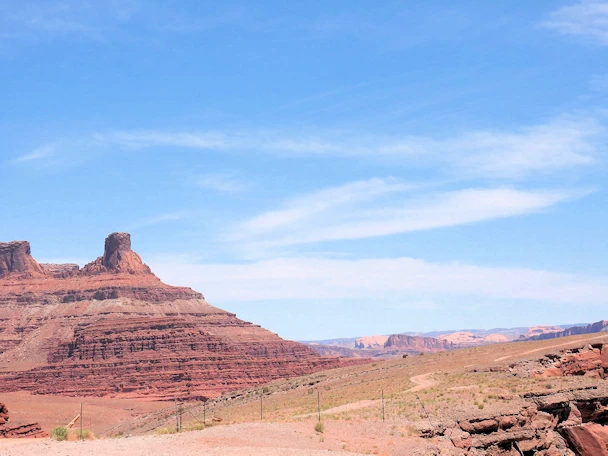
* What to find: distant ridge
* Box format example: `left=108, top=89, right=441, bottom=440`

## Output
left=302, top=321, right=602, bottom=358
left=525, top=320, right=608, bottom=341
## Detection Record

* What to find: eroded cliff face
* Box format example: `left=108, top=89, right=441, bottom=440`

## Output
left=0, top=233, right=360, bottom=400
left=0, top=241, right=45, bottom=279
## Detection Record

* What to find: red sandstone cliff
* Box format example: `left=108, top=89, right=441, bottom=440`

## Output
left=0, top=233, right=363, bottom=400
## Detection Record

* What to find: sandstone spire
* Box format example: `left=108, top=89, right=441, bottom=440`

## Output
left=81, top=232, right=152, bottom=275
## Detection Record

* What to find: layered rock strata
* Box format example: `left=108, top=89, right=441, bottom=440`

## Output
left=0, top=233, right=361, bottom=400
left=427, top=385, right=608, bottom=455
left=0, top=402, right=46, bottom=438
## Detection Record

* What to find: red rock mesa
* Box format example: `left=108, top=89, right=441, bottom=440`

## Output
left=0, top=233, right=359, bottom=400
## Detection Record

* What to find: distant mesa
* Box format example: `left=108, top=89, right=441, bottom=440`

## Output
left=384, top=334, right=453, bottom=351
left=304, top=321, right=608, bottom=359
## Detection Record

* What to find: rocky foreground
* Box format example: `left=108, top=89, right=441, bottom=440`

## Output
left=0, top=233, right=363, bottom=400
left=422, top=342, right=608, bottom=455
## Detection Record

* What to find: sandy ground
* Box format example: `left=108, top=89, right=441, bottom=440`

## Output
left=0, top=421, right=448, bottom=456
left=0, top=392, right=169, bottom=435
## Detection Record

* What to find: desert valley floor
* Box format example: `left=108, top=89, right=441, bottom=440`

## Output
left=2, top=331, right=608, bottom=456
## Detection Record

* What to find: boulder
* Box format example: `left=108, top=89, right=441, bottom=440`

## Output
left=563, top=423, right=608, bottom=456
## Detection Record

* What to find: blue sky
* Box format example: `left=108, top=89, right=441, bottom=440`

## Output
left=1, top=0, right=608, bottom=340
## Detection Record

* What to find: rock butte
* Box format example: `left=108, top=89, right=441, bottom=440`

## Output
left=0, top=233, right=365, bottom=400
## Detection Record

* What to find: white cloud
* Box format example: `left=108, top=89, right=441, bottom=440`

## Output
left=195, top=172, right=251, bottom=194
left=242, top=177, right=412, bottom=234
left=542, top=1, right=608, bottom=45
left=127, top=211, right=193, bottom=230
left=228, top=178, right=588, bottom=255
left=95, top=130, right=227, bottom=150
left=10, top=144, right=55, bottom=163
left=94, top=117, right=601, bottom=179
left=150, top=256, right=608, bottom=306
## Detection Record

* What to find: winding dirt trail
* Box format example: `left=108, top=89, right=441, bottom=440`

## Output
left=295, top=372, right=438, bottom=418
left=493, top=334, right=608, bottom=362
left=405, top=372, right=437, bottom=392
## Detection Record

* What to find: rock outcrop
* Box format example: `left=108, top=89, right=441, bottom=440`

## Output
left=427, top=385, right=608, bottom=455
left=0, top=241, right=45, bottom=279
left=0, top=233, right=364, bottom=400
left=0, top=402, right=46, bottom=438
left=509, top=343, right=608, bottom=379
left=81, top=232, right=152, bottom=275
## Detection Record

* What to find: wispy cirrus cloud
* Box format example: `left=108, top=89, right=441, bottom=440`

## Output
left=542, top=1, right=608, bottom=45
left=127, top=210, right=194, bottom=231
left=226, top=178, right=589, bottom=256
left=9, top=144, right=55, bottom=163
left=195, top=171, right=252, bottom=194
left=93, top=117, right=602, bottom=179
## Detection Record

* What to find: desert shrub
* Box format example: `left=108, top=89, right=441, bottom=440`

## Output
left=262, top=387, right=269, bottom=394
left=314, top=422, right=325, bottom=433
left=187, top=423, right=206, bottom=431
left=51, top=426, right=68, bottom=441
left=156, top=426, right=177, bottom=435
left=75, top=429, right=91, bottom=440
left=402, top=354, right=408, bottom=359
left=477, top=403, right=484, bottom=409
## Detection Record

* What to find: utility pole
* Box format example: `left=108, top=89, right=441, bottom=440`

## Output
left=203, top=401, right=206, bottom=425
left=260, top=395, right=263, bottom=420
left=126, top=408, right=134, bottom=437
left=381, top=390, right=385, bottom=422
left=317, top=390, right=321, bottom=422
left=80, top=403, right=83, bottom=440
left=175, top=398, right=179, bottom=433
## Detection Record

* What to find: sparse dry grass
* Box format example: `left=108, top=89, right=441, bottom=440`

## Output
left=104, top=332, right=608, bottom=436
